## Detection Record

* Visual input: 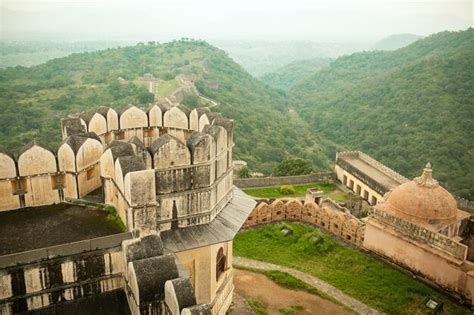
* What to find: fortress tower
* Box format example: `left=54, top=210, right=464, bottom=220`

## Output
left=0, top=102, right=255, bottom=315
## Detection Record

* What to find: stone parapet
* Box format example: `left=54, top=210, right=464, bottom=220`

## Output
left=242, top=198, right=365, bottom=246
left=371, top=208, right=467, bottom=261
left=234, top=172, right=334, bottom=189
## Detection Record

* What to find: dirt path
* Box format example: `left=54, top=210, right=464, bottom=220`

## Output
left=234, top=257, right=383, bottom=315
left=233, top=269, right=352, bottom=315
left=198, top=95, right=219, bottom=107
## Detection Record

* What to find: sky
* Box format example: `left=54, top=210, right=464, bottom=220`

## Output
left=1, top=0, right=472, bottom=42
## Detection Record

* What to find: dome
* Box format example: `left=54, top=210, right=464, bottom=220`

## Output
left=381, top=163, right=458, bottom=228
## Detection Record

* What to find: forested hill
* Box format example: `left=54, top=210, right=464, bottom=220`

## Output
left=260, top=58, right=330, bottom=90
left=0, top=40, right=338, bottom=174
left=290, top=29, right=474, bottom=198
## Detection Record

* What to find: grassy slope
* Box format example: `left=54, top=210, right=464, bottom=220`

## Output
left=290, top=29, right=474, bottom=198
left=0, top=40, right=337, bottom=174
left=259, top=58, right=330, bottom=90
left=234, top=224, right=470, bottom=315
left=242, top=182, right=347, bottom=202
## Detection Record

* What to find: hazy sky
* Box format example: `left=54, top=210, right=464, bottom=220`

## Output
left=1, top=0, right=472, bottom=41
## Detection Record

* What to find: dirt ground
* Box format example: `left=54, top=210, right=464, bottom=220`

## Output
left=234, top=269, right=352, bottom=315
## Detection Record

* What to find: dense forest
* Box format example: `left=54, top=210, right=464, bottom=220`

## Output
left=289, top=29, right=474, bottom=199
left=0, top=39, right=338, bottom=174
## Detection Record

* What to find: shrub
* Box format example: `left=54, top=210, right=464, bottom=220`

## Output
left=279, top=185, right=296, bottom=195
left=105, top=206, right=126, bottom=232
left=273, top=158, right=313, bottom=176
left=238, top=166, right=251, bottom=178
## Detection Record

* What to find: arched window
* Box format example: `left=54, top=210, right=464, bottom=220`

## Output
left=216, top=247, right=226, bottom=281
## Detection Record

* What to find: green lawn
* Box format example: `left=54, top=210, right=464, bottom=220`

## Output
left=242, top=182, right=347, bottom=202
left=155, top=79, right=179, bottom=96
left=234, top=224, right=470, bottom=315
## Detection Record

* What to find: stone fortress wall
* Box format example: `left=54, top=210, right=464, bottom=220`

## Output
left=0, top=102, right=236, bottom=315
left=233, top=172, right=334, bottom=189
left=242, top=197, right=366, bottom=246
left=0, top=233, right=131, bottom=314
left=0, top=232, right=208, bottom=315
left=0, top=103, right=234, bottom=235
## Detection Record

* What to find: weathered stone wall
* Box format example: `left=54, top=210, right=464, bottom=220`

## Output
left=62, top=104, right=203, bottom=146
left=174, top=240, right=233, bottom=315
left=364, top=218, right=474, bottom=303
left=371, top=208, right=468, bottom=260
left=234, top=172, right=335, bottom=189
left=1, top=137, right=104, bottom=211
left=0, top=151, right=21, bottom=211
left=242, top=198, right=365, bottom=246
left=0, top=232, right=131, bottom=314
left=95, top=104, right=234, bottom=234
left=1, top=104, right=223, bottom=213
left=456, top=196, right=474, bottom=213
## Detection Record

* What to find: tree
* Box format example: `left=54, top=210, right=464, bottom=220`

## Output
left=273, top=158, right=313, bottom=176
left=137, top=89, right=155, bottom=104
left=238, top=167, right=251, bottom=178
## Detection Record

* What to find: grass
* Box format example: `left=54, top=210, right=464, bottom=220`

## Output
left=154, top=79, right=179, bottom=96
left=279, top=305, right=304, bottom=315
left=104, top=206, right=126, bottom=232
left=234, top=223, right=470, bottom=315
left=247, top=298, right=267, bottom=315
left=243, top=182, right=347, bottom=202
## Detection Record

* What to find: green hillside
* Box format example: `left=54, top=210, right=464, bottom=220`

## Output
left=260, top=58, right=330, bottom=90
left=290, top=29, right=474, bottom=198
left=0, top=39, right=337, bottom=174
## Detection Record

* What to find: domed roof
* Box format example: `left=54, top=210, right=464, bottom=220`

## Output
left=381, top=163, right=458, bottom=228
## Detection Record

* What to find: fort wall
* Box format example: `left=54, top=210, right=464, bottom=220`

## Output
left=234, top=172, right=334, bottom=189
left=0, top=232, right=132, bottom=314
left=364, top=218, right=474, bottom=302
left=0, top=104, right=232, bottom=218
left=242, top=198, right=365, bottom=246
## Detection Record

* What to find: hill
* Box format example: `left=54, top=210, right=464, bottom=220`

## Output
left=373, top=34, right=423, bottom=51
left=0, top=39, right=338, bottom=174
left=260, top=58, right=331, bottom=90
left=290, top=29, right=474, bottom=199
left=0, top=41, right=130, bottom=68
left=211, top=40, right=368, bottom=77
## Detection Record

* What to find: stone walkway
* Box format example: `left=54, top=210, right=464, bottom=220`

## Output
left=233, top=257, right=383, bottom=315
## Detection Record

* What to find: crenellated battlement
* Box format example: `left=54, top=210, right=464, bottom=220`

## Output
left=0, top=100, right=252, bottom=315
left=0, top=103, right=234, bottom=233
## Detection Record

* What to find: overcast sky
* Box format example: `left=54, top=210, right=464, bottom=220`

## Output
left=1, top=0, right=472, bottom=41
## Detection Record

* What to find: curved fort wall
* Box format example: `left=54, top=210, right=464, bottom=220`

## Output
left=243, top=198, right=366, bottom=246
left=0, top=103, right=234, bottom=234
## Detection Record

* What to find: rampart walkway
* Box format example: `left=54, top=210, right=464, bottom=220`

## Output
left=233, top=256, right=383, bottom=315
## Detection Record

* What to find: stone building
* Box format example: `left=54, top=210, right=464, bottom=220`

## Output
left=363, top=163, right=474, bottom=302
left=0, top=103, right=255, bottom=315
left=243, top=152, right=474, bottom=303
left=333, top=151, right=474, bottom=302
left=335, top=151, right=408, bottom=205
